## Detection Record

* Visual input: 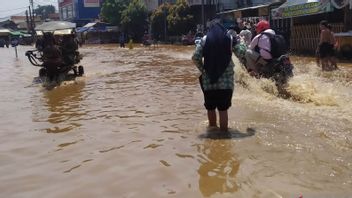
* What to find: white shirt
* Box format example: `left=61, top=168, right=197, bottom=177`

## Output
left=249, top=29, right=275, bottom=60
left=239, top=30, right=252, bottom=46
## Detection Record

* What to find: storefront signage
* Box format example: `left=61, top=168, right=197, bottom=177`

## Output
left=84, top=0, right=100, bottom=7
left=258, top=7, right=269, bottom=16
left=331, top=0, right=352, bottom=9
left=272, top=1, right=333, bottom=19
left=234, top=11, right=242, bottom=18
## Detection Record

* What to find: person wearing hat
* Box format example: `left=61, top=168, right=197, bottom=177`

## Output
left=244, top=20, right=275, bottom=76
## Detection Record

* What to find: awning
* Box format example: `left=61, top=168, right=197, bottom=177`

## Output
left=35, top=21, right=76, bottom=31
left=330, top=0, right=352, bottom=9
left=83, top=22, right=97, bottom=28
left=9, top=31, right=32, bottom=37
left=218, top=4, right=270, bottom=15
left=76, top=27, right=90, bottom=33
left=9, top=31, right=24, bottom=36
left=0, top=28, right=10, bottom=36
left=36, top=28, right=74, bottom=36
left=271, top=0, right=334, bottom=19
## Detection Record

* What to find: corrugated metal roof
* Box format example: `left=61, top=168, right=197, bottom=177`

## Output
left=217, top=4, right=271, bottom=15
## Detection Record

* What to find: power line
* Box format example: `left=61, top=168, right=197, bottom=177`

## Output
left=0, top=6, right=29, bottom=13
left=34, top=0, right=57, bottom=6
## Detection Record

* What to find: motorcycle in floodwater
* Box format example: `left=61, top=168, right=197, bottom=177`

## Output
left=25, top=21, right=84, bottom=86
left=233, top=41, right=294, bottom=94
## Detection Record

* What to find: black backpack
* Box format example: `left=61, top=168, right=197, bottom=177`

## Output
left=261, top=32, right=288, bottom=59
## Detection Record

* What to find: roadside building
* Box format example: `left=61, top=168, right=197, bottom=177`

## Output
left=144, top=0, right=160, bottom=12
left=0, top=19, right=18, bottom=30
left=10, top=16, right=42, bottom=31
left=48, top=13, right=60, bottom=21
left=187, top=0, right=219, bottom=28
left=272, top=0, right=352, bottom=57
left=58, top=0, right=104, bottom=27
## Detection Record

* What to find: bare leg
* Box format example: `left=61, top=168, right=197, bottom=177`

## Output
left=207, top=110, right=217, bottom=127
left=316, top=55, right=320, bottom=67
left=330, top=56, right=338, bottom=69
left=321, top=58, right=329, bottom=71
left=219, top=110, right=228, bottom=132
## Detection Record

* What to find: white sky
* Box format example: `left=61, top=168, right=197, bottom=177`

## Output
left=0, top=0, right=58, bottom=18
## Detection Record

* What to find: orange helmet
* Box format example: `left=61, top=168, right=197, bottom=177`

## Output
left=256, top=20, right=270, bottom=33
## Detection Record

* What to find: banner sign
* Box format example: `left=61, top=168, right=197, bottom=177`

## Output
left=271, top=1, right=333, bottom=19
left=258, top=7, right=269, bottom=16
left=84, top=0, right=100, bottom=7
left=234, top=11, right=242, bottom=18
left=330, top=0, right=352, bottom=9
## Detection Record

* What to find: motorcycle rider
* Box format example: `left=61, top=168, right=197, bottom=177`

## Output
left=239, top=29, right=252, bottom=46
left=244, top=20, right=275, bottom=77
left=42, top=32, right=63, bottom=80
left=60, top=34, right=79, bottom=66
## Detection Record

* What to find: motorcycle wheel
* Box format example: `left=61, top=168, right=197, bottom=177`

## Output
left=72, top=66, right=78, bottom=76
left=39, top=68, right=47, bottom=77
left=78, top=66, right=84, bottom=76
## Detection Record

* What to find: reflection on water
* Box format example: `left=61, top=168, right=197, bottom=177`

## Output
left=199, top=127, right=256, bottom=140
left=42, top=81, right=86, bottom=133
left=198, top=139, right=239, bottom=197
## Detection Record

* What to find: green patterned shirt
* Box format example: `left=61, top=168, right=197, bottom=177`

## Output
left=192, top=43, right=235, bottom=91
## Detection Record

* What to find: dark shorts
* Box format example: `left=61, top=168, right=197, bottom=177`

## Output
left=319, top=42, right=334, bottom=58
left=203, top=89, right=233, bottom=111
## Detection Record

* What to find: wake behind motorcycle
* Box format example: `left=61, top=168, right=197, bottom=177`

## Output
left=233, top=41, right=294, bottom=90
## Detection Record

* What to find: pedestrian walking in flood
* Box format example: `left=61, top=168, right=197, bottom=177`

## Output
left=317, top=20, right=338, bottom=71
left=119, top=32, right=125, bottom=48
left=327, top=24, right=338, bottom=70
left=192, top=20, right=235, bottom=132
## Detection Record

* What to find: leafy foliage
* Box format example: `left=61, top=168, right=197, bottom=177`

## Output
left=167, top=0, right=195, bottom=36
left=120, top=0, right=148, bottom=41
left=34, top=5, right=56, bottom=20
left=100, top=0, right=129, bottom=25
left=150, top=3, right=172, bottom=40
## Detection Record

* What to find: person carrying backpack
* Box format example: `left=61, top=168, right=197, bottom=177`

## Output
left=192, top=20, right=235, bottom=132
left=245, top=20, right=287, bottom=77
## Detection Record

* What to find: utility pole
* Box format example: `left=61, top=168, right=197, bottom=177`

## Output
left=25, top=10, right=30, bottom=33
left=29, top=6, right=34, bottom=34
left=163, top=0, right=168, bottom=41
left=29, top=0, right=36, bottom=30
left=30, top=0, right=34, bottom=15
left=201, top=0, right=205, bottom=32
left=344, top=6, right=352, bottom=31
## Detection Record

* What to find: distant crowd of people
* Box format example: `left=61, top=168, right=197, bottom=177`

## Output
left=0, top=38, right=9, bottom=48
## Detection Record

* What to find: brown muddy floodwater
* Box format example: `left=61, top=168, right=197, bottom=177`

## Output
left=0, top=44, right=352, bottom=198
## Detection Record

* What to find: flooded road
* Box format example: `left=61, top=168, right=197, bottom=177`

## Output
left=0, top=44, right=352, bottom=197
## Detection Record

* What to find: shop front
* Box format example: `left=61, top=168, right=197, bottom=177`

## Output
left=271, top=0, right=351, bottom=56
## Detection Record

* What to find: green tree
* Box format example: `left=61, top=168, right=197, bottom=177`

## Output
left=167, top=0, right=195, bottom=36
left=150, top=3, right=171, bottom=41
left=120, top=0, right=148, bottom=41
left=34, top=5, right=56, bottom=20
left=100, top=0, right=129, bottom=25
